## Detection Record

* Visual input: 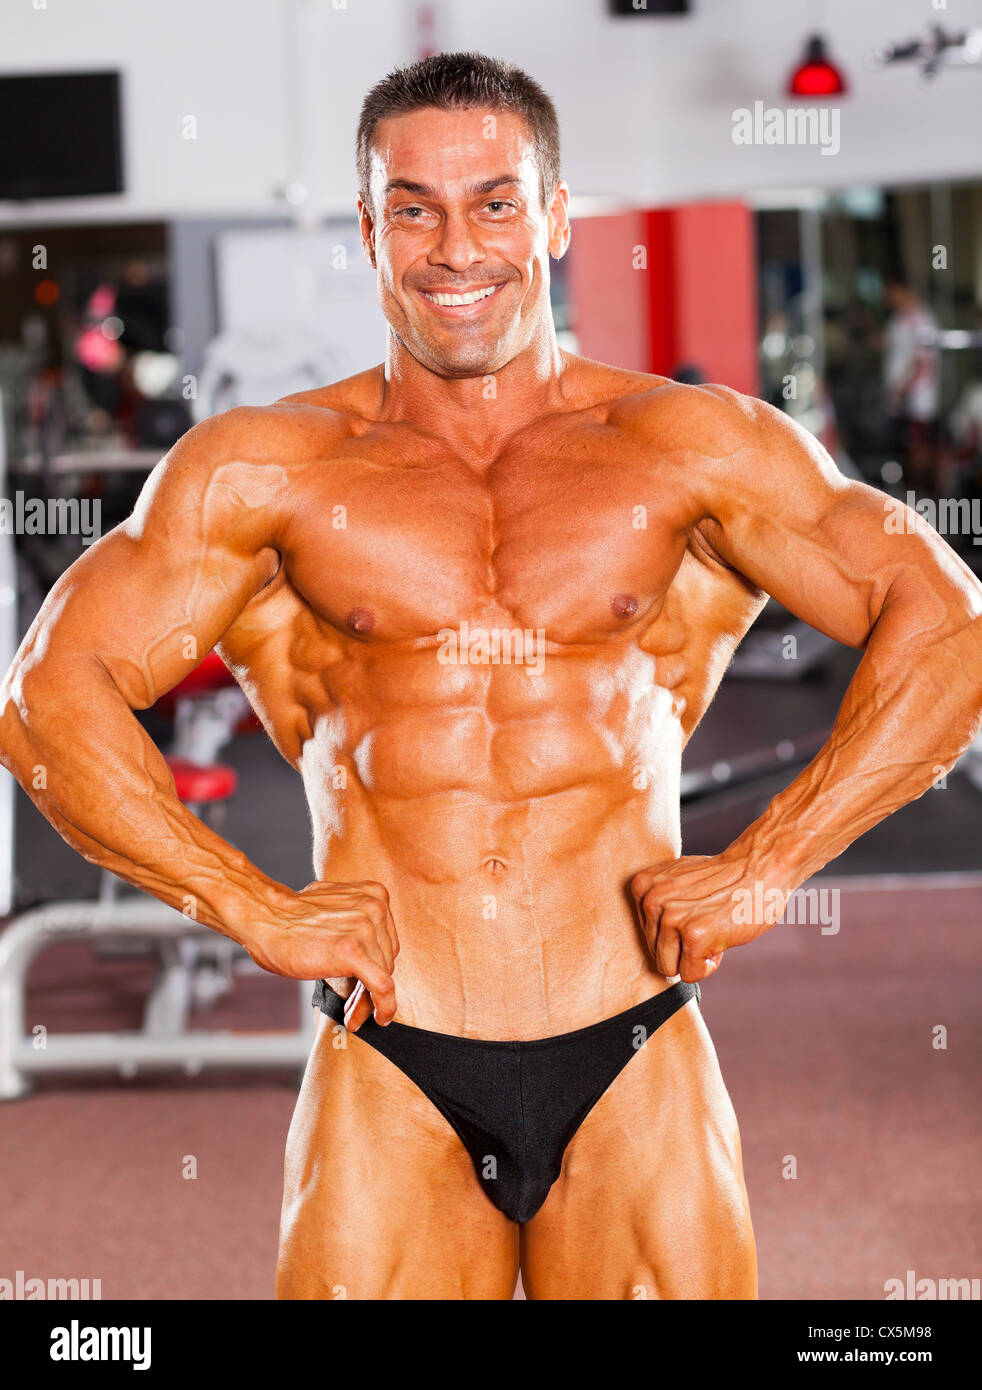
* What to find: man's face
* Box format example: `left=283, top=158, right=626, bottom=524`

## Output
left=360, top=106, right=569, bottom=378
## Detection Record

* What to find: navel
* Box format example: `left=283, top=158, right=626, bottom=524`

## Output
left=611, top=593, right=639, bottom=619
left=345, top=607, right=375, bottom=634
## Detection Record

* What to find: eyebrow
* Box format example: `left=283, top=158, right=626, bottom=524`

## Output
left=382, top=175, right=522, bottom=199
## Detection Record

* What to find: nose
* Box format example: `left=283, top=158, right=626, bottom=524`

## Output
left=427, top=209, right=486, bottom=274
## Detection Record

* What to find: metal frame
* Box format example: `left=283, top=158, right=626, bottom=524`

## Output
left=0, top=897, right=315, bottom=1100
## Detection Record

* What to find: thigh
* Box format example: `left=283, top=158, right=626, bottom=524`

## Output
left=277, top=1014, right=519, bottom=1300
left=521, top=998, right=757, bottom=1301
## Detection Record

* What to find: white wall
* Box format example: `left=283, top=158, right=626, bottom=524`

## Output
left=441, top=0, right=982, bottom=204
left=0, top=0, right=292, bottom=223
left=2, top=0, right=981, bottom=227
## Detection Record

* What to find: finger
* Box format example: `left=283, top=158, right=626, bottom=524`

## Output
left=679, top=946, right=722, bottom=984
left=385, top=901, right=400, bottom=957
left=366, top=886, right=399, bottom=960
left=630, top=859, right=678, bottom=906
left=630, top=869, right=659, bottom=908
left=328, top=893, right=392, bottom=974
left=654, top=918, right=683, bottom=977
left=351, top=887, right=398, bottom=972
left=633, top=879, right=661, bottom=939
left=347, top=949, right=397, bottom=1026
left=366, top=910, right=395, bottom=975
left=636, top=888, right=674, bottom=972
left=347, top=910, right=391, bottom=975
left=375, top=905, right=398, bottom=973
left=343, top=982, right=373, bottom=1033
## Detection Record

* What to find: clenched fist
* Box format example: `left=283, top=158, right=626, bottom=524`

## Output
left=248, top=879, right=399, bottom=1029
left=630, top=853, right=788, bottom=983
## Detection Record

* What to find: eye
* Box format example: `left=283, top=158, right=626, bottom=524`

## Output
left=485, top=199, right=513, bottom=214
left=393, top=204, right=436, bottom=222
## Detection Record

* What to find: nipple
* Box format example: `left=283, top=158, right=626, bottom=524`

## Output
left=611, top=593, right=639, bottom=619
left=345, top=607, right=376, bottom=634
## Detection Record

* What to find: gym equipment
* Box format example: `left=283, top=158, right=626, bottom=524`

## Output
left=870, top=24, right=982, bottom=80
left=192, top=323, right=347, bottom=421
left=680, top=726, right=831, bottom=805
left=726, top=605, right=837, bottom=681
left=0, top=643, right=316, bottom=1101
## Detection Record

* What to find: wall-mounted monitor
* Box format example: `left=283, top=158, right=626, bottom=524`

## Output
left=0, top=71, right=123, bottom=200
left=608, top=1, right=690, bottom=14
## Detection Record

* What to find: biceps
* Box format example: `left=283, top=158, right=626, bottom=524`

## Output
left=24, top=521, right=273, bottom=710
left=707, top=483, right=894, bottom=649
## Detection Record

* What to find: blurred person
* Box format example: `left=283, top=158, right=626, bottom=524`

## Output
left=948, top=350, right=982, bottom=461
left=945, top=351, right=982, bottom=511
left=883, top=276, right=940, bottom=492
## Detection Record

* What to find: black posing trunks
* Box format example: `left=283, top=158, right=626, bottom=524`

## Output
left=312, top=978, right=701, bottom=1224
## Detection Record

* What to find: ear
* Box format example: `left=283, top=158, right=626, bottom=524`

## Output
left=357, top=195, right=377, bottom=269
left=547, top=180, right=571, bottom=261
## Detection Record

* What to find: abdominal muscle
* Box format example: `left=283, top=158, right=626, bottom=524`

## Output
left=300, top=676, right=685, bottom=1040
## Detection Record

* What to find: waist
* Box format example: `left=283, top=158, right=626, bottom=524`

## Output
left=316, top=779, right=680, bottom=882
left=314, top=975, right=697, bottom=1046
left=312, top=779, right=681, bottom=1035
left=319, top=865, right=674, bottom=1038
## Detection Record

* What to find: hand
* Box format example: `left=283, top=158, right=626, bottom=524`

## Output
left=248, top=880, right=399, bottom=1028
left=630, top=853, right=787, bottom=983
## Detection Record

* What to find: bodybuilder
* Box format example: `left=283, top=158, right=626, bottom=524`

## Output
left=2, top=54, right=981, bottom=1300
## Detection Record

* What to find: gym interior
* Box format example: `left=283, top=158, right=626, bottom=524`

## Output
left=0, top=0, right=980, bottom=1303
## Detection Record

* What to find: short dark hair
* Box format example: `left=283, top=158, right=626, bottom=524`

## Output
left=356, top=51, right=561, bottom=213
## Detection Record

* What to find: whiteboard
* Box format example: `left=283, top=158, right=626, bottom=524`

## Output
left=215, top=225, right=388, bottom=379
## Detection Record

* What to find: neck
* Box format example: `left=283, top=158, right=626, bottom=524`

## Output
left=377, top=317, right=568, bottom=459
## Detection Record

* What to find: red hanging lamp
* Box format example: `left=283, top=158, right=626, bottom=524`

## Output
left=788, top=33, right=848, bottom=97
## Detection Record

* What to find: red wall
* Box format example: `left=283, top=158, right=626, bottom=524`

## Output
left=565, top=208, right=650, bottom=371
left=569, top=201, right=759, bottom=397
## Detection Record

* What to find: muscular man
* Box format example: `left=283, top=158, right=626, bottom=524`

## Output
left=2, top=54, right=980, bottom=1301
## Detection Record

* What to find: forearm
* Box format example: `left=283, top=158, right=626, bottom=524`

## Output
left=726, top=601, right=982, bottom=891
left=0, top=658, right=292, bottom=949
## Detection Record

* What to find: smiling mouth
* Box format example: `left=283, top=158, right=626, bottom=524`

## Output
left=418, top=283, right=504, bottom=309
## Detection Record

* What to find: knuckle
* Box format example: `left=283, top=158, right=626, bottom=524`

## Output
left=355, top=880, right=389, bottom=905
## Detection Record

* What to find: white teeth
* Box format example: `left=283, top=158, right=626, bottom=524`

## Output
left=422, top=285, right=499, bottom=306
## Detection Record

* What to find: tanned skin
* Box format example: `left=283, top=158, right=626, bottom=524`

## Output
left=2, top=107, right=981, bottom=1301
